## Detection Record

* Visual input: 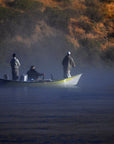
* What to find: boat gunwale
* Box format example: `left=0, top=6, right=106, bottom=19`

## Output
left=0, top=74, right=82, bottom=86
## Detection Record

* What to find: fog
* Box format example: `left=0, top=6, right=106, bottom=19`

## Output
left=0, top=80, right=114, bottom=143
left=0, top=17, right=114, bottom=90
left=0, top=21, right=71, bottom=79
left=0, top=3, right=114, bottom=144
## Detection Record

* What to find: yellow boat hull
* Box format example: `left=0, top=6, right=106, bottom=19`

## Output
left=0, top=74, right=82, bottom=87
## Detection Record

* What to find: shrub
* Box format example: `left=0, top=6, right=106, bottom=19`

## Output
left=78, top=17, right=93, bottom=33
left=44, top=6, right=70, bottom=31
left=0, top=6, right=19, bottom=21
left=84, top=0, right=104, bottom=22
left=8, top=0, right=43, bottom=11
left=64, top=8, right=78, bottom=18
left=78, top=38, right=101, bottom=54
left=75, top=38, right=101, bottom=65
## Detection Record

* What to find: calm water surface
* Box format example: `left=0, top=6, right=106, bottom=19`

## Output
left=0, top=86, right=114, bottom=144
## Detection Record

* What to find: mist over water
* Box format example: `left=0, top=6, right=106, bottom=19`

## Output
left=79, top=68, right=114, bottom=90
left=0, top=1, right=114, bottom=143
left=0, top=69, right=114, bottom=144
left=0, top=10, right=114, bottom=144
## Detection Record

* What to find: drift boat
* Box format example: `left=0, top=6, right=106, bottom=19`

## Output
left=0, top=74, right=82, bottom=87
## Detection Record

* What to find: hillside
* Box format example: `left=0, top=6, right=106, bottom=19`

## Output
left=0, top=0, right=114, bottom=77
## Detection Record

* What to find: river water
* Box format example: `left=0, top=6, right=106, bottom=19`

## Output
left=0, top=85, right=114, bottom=144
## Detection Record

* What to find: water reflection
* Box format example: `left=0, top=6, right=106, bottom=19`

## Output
left=0, top=87, right=114, bottom=144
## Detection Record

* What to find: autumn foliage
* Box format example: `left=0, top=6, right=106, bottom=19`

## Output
left=0, top=0, right=114, bottom=67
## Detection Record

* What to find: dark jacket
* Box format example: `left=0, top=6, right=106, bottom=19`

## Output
left=27, top=69, right=44, bottom=81
left=62, top=55, right=75, bottom=71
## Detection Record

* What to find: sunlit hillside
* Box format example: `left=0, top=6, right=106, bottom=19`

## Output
left=0, top=0, right=114, bottom=75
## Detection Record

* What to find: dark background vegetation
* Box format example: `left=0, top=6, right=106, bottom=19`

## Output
left=0, top=0, right=114, bottom=78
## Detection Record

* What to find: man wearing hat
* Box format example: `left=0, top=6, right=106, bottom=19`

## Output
left=10, top=53, right=21, bottom=80
left=62, top=51, right=76, bottom=78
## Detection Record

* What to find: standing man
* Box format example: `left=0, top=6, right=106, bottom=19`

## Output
left=10, top=53, right=21, bottom=80
left=62, top=51, right=76, bottom=78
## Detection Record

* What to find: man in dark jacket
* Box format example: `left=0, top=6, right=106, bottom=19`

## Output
left=27, top=65, right=44, bottom=81
left=10, top=53, right=21, bottom=80
left=62, top=51, right=76, bottom=78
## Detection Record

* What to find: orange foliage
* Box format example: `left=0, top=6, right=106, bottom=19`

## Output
left=37, top=0, right=113, bottom=50
left=101, top=41, right=114, bottom=50
left=0, top=0, right=113, bottom=51
left=36, top=0, right=53, bottom=6
left=71, top=0, right=86, bottom=10
left=36, top=0, right=86, bottom=10
left=68, top=18, right=85, bottom=39
left=85, top=33, right=97, bottom=39
left=75, top=27, right=85, bottom=38
left=36, top=0, right=63, bottom=8
left=68, top=17, right=94, bottom=38
left=66, top=35, right=80, bottom=48
left=93, top=23, right=107, bottom=40
left=68, top=18, right=78, bottom=36
left=78, top=16, right=93, bottom=26
left=104, top=2, right=114, bottom=18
